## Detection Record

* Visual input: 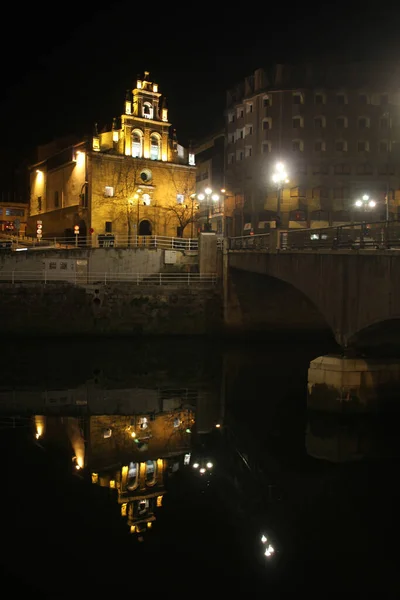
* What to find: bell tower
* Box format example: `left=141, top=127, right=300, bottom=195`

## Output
left=122, top=71, right=171, bottom=161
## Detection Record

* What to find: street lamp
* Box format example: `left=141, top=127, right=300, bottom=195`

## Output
left=197, top=187, right=219, bottom=232
left=271, top=162, right=289, bottom=227
left=354, top=194, right=376, bottom=210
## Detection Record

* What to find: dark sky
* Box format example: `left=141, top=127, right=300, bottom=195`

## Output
left=2, top=1, right=400, bottom=190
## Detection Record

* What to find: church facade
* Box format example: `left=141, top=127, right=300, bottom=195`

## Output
left=28, top=72, right=197, bottom=242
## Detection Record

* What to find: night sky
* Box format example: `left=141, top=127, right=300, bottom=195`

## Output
left=1, top=2, right=400, bottom=193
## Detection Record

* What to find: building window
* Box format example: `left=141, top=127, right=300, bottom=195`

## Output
left=292, top=93, right=303, bottom=104
left=313, top=164, right=328, bottom=175
left=230, top=133, right=235, bottom=143
left=379, top=164, right=395, bottom=175
left=359, top=93, right=369, bottom=104
left=262, top=118, right=272, bottom=130
left=358, top=117, right=370, bottom=129
left=314, top=116, right=326, bottom=129
left=188, top=153, right=195, bottom=166
left=357, top=141, right=369, bottom=152
left=228, top=153, right=235, bottom=164
left=333, top=187, right=345, bottom=199
left=5, top=208, right=24, bottom=216
left=176, top=194, right=184, bottom=204
left=132, top=130, right=143, bottom=158
left=263, top=95, right=271, bottom=107
left=262, top=142, right=271, bottom=153
left=379, top=140, right=389, bottom=153
left=335, top=140, right=347, bottom=152
left=237, top=107, right=244, bottom=118
left=236, top=150, right=244, bottom=161
left=37, top=196, right=42, bottom=212
left=336, top=93, right=347, bottom=105
left=150, top=133, right=161, bottom=160
left=246, top=103, right=253, bottom=113
left=357, top=163, right=373, bottom=175
left=105, top=221, right=112, bottom=233
left=293, top=116, right=303, bottom=128
left=143, top=102, right=154, bottom=119
left=245, top=146, right=252, bottom=158
left=228, top=112, right=235, bottom=123
left=145, top=460, right=157, bottom=486
left=237, top=128, right=244, bottom=139
left=334, top=163, right=351, bottom=175
left=104, top=186, right=114, bottom=197
left=380, top=117, right=389, bottom=129
left=314, top=93, right=325, bottom=105
left=54, top=191, right=59, bottom=208
left=314, top=140, right=326, bottom=152
left=336, top=116, right=348, bottom=128
left=292, top=139, right=303, bottom=152
left=246, top=125, right=253, bottom=136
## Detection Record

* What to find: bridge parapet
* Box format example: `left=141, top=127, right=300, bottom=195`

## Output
left=228, top=220, right=400, bottom=253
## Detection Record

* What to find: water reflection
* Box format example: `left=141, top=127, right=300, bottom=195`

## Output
left=30, top=387, right=222, bottom=540
left=3, top=339, right=400, bottom=593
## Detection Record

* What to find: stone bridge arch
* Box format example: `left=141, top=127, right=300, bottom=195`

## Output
left=227, top=251, right=400, bottom=348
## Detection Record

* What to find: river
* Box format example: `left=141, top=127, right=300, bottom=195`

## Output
left=1, top=334, right=400, bottom=596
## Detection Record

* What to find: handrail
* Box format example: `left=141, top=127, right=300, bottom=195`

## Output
left=0, top=271, right=218, bottom=286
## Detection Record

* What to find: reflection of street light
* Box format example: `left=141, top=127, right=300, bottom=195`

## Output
left=271, top=162, right=289, bottom=226
left=197, top=188, right=219, bottom=232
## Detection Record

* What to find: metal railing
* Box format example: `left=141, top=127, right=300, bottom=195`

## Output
left=282, top=220, right=400, bottom=250
left=0, top=271, right=218, bottom=286
left=0, top=234, right=200, bottom=251
left=227, top=220, right=400, bottom=251
left=228, top=233, right=270, bottom=251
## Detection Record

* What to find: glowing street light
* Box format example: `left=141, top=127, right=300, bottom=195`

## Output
left=271, top=162, right=289, bottom=226
left=354, top=194, right=376, bottom=210
left=197, top=188, right=219, bottom=232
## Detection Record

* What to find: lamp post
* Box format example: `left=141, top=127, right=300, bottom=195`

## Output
left=354, top=194, right=376, bottom=213
left=197, top=187, right=219, bottom=232
left=271, top=162, right=289, bottom=227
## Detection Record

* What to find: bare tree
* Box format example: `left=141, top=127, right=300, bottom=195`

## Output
left=164, top=166, right=197, bottom=237
left=92, top=154, right=147, bottom=244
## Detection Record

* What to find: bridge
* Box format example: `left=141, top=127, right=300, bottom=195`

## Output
left=223, top=220, right=400, bottom=348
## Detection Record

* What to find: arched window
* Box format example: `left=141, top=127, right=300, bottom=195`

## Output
left=150, top=133, right=161, bottom=160
left=132, top=130, right=143, bottom=158
left=145, top=460, right=157, bottom=486
left=126, top=462, right=139, bottom=491
left=143, top=102, right=154, bottom=119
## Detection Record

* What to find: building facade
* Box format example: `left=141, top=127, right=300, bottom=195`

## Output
left=225, top=61, right=400, bottom=234
left=193, top=131, right=226, bottom=236
left=0, top=201, right=28, bottom=234
left=28, top=73, right=197, bottom=243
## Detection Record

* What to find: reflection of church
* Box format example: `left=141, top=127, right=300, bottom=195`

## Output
left=89, top=410, right=194, bottom=537
left=34, top=405, right=195, bottom=538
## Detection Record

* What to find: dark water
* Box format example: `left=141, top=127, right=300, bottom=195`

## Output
left=1, top=336, right=400, bottom=597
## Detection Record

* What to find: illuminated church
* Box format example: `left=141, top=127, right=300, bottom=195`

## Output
left=28, top=72, right=197, bottom=241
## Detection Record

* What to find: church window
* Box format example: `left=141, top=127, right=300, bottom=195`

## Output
left=132, top=130, right=143, bottom=158
left=150, top=133, right=161, bottom=160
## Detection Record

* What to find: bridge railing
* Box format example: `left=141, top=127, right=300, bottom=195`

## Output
left=282, top=220, right=400, bottom=250
left=227, top=220, right=400, bottom=251
left=228, top=233, right=270, bottom=251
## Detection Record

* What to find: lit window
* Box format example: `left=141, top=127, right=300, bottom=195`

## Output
left=132, top=130, right=143, bottom=158
left=150, top=134, right=160, bottom=160
left=145, top=460, right=157, bottom=485
left=188, top=153, right=195, bottom=165
left=176, top=194, right=184, bottom=204
left=104, top=186, right=114, bottom=197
